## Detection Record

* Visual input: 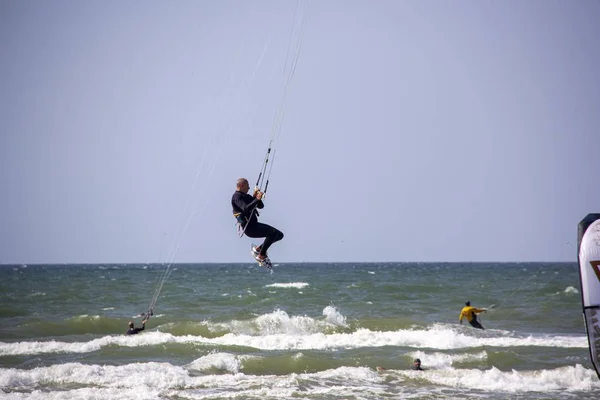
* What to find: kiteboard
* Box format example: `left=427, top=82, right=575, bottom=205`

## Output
left=251, top=243, right=273, bottom=273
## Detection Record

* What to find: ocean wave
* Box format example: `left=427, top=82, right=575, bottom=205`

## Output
left=0, top=324, right=587, bottom=356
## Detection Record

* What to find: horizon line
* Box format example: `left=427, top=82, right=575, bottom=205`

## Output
left=0, top=260, right=577, bottom=266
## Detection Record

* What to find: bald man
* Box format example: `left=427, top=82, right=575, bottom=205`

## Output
left=232, top=178, right=284, bottom=264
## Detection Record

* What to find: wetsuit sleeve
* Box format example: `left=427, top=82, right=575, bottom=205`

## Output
left=459, top=309, right=465, bottom=322
left=474, top=308, right=485, bottom=313
left=250, top=190, right=264, bottom=209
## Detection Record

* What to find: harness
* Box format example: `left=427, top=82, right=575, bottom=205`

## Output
left=233, top=212, right=248, bottom=226
left=233, top=208, right=259, bottom=236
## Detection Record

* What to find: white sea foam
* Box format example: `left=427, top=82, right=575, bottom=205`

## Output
left=393, top=364, right=600, bottom=393
left=564, top=286, right=579, bottom=294
left=205, top=307, right=344, bottom=336
left=69, top=314, right=101, bottom=321
left=0, top=320, right=587, bottom=356
left=187, top=351, right=252, bottom=373
left=0, top=363, right=388, bottom=400
left=264, top=282, right=309, bottom=289
left=1, top=362, right=598, bottom=399
left=407, top=350, right=488, bottom=369
left=322, top=305, right=348, bottom=327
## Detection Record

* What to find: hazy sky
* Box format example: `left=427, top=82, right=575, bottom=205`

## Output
left=1, top=0, right=599, bottom=264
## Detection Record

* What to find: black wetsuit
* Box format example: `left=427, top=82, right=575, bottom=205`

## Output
left=126, top=325, right=145, bottom=335
left=231, top=190, right=284, bottom=257
left=469, top=317, right=484, bottom=330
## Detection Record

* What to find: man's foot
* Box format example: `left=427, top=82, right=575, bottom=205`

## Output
left=250, top=244, right=272, bottom=272
left=255, top=253, right=272, bottom=267
left=252, top=245, right=268, bottom=259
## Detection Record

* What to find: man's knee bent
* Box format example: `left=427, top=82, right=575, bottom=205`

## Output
left=274, top=230, right=284, bottom=241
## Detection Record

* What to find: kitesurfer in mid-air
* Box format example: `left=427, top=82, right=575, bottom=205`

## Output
left=232, top=178, right=284, bottom=263
left=459, top=301, right=487, bottom=329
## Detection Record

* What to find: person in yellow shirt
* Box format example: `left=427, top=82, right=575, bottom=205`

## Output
left=459, top=301, right=487, bottom=329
